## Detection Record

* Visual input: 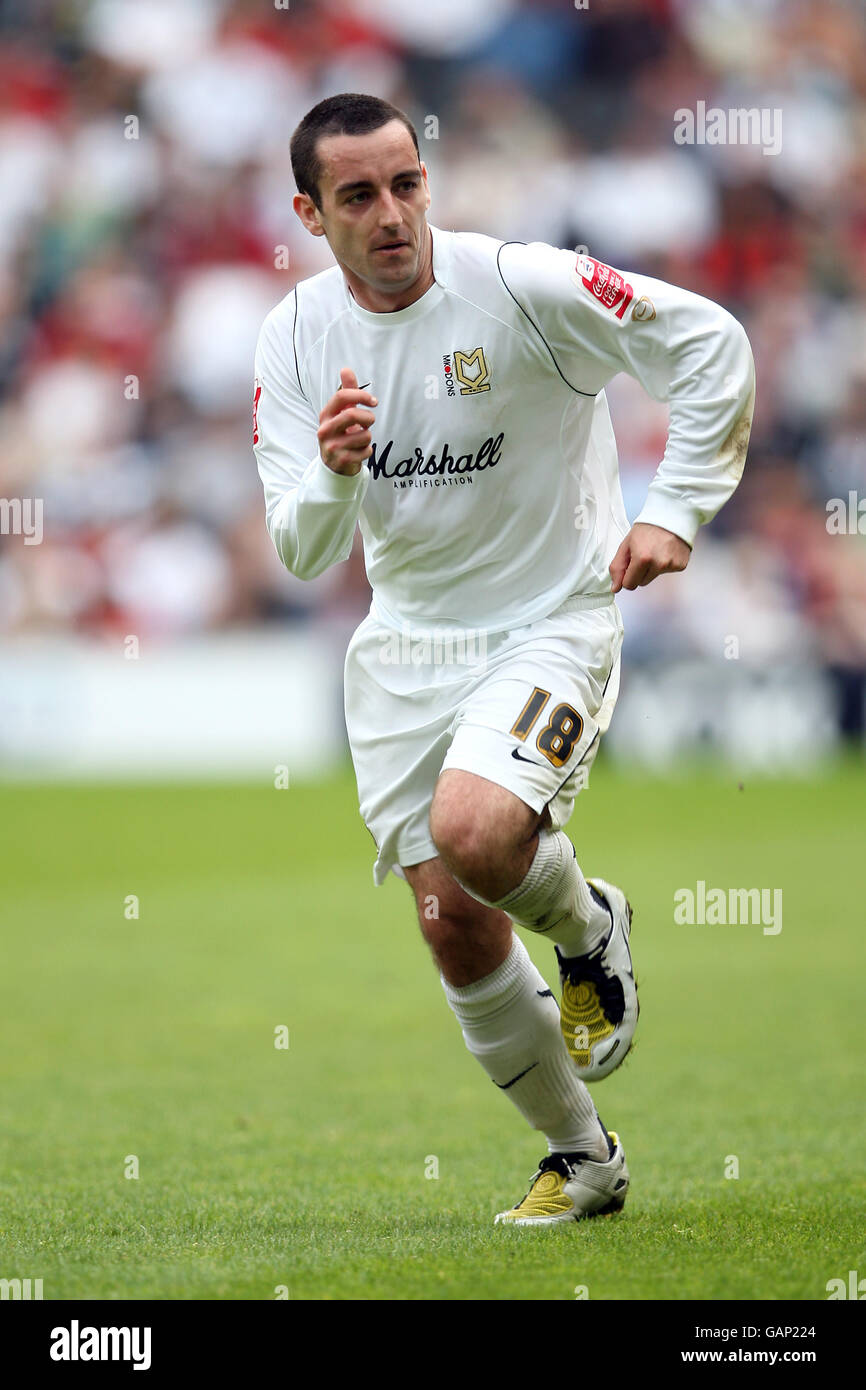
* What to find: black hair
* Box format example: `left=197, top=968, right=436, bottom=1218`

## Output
left=291, top=92, right=420, bottom=209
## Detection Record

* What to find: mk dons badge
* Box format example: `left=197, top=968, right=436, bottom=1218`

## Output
left=453, top=347, right=491, bottom=395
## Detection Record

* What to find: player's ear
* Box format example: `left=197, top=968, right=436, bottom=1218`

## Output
left=293, top=192, right=326, bottom=237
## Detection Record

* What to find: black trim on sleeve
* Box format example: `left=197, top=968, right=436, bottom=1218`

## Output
left=496, top=241, right=598, bottom=400
left=291, top=286, right=310, bottom=403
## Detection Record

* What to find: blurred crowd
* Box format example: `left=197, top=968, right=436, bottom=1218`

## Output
left=1, top=0, right=865, bottom=738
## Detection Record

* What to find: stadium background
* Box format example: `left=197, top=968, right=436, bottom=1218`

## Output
left=1, top=0, right=865, bottom=1306
left=1, top=0, right=865, bottom=774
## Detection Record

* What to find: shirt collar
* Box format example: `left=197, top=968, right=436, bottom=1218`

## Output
left=343, top=222, right=449, bottom=326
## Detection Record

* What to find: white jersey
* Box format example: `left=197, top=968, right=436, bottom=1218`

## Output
left=253, top=224, right=755, bottom=634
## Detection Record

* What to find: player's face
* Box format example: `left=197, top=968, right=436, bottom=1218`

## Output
left=295, top=121, right=431, bottom=304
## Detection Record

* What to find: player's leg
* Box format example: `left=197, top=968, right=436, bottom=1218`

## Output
left=401, top=854, right=610, bottom=1160
left=342, top=603, right=629, bottom=1219
left=429, top=766, right=637, bottom=1084
left=430, top=766, right=612, bottom=955
left=401, top=852, right=512, bottom=986
left=432, top=602, right=638, bottom=1083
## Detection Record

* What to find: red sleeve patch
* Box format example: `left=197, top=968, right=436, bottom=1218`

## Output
left=252, top=378, right=261, bottom=445
left=574, top=254, right=634, bottom=321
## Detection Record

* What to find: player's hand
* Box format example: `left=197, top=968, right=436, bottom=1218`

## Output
left=318, top=368, right=378, bottom=476
left=609, top=522, right=691, bottom=593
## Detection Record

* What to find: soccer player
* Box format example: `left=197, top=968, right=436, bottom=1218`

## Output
left=253, top=93, right=755, bottom=1225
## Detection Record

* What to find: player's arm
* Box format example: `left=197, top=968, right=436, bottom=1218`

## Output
left=497, top=242, right=756, bottom=587
left=253, top=304, right=374, bottom=580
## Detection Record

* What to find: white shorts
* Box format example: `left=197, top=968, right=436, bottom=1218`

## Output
left=343, top=594, right=624, bottom=886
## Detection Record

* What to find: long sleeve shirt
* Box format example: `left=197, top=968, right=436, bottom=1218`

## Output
left=253, top=223, right=755, bottom=634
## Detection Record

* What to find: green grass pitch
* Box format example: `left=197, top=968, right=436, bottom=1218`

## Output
left=0, top=758, right=864, bottom=1301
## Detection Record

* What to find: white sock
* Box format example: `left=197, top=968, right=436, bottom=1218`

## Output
left=491, top=829, right=611, bottom=957
left=441, top=934, right=608, bottom=1157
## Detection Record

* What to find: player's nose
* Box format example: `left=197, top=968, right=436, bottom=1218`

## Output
left=377, top=191, right=402, bottom=226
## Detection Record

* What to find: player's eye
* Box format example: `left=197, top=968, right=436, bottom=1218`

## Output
left=346, top=180, right=416, bottom=205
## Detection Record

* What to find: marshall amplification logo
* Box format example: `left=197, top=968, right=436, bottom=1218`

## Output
left=442, top=347, right=491, bottom=396
left=573, top=254, right=634, bottom=320
left=367, top=432, right=504, bottom=488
